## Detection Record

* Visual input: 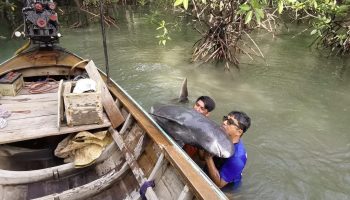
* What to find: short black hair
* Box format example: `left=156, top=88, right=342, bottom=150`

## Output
left=228, top=111, right=251, bottom=133
left=196, top=96, right=216, bottom=112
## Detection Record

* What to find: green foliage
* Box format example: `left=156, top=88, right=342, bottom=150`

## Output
left=82, top=0, right=118, bottom=7
left=245, top=10, right=253, bottom=24
left=156, top=20, right=171, bottom=46
left=137, top=0, right=148, bottom=6
left=0, top=1, right=16, bottom=12
left=0, top=0, right=20, bottom=29
left=280, top=0, right=350, bottom=55
left=82, top=0, right=99, bottom=7
left=173, top=0, right=188, bottom=9
left=170, top=0, right=350, bottom=65
left=142, top=0, right=183, bottom=46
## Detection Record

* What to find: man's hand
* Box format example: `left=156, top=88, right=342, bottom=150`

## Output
left=203, top=151, right=213, bottom=161
left=198, top=149, right=211, bottom=160
left=205, top=152, right=228, bottom=188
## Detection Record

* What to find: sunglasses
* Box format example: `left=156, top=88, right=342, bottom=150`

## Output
left=223, top=115, right=240, bottom=129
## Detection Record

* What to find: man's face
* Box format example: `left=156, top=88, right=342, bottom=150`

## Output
left=193, top=100, right=209, bottom=116
left=222, top=115, right=242, bottom=138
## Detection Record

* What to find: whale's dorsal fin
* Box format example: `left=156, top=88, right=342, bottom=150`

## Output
left=178, top=78, right=188, bottom=103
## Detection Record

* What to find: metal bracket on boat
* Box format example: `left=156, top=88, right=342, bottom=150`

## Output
left=52, top=169, right=60, bottom=179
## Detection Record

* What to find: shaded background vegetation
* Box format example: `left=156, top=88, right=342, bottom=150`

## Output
left=1, top=0, right=350, bottom=69
left=0, top=2, right=349, bottom=199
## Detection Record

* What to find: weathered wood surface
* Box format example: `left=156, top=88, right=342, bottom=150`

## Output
left=19, top=67, right=72, bottom=78
left=63, top=81, right=103, bottom=126
left=0, top=50, right=83, bottom=76
left=0, top=185, right=28, bottom=200
left=109, top=127, right=159, bottom=200
left=57, top=80, right=64, bottom=129
left=32, top=163, right=129, bottom=200
left=18, top=81, right=59, bottom=95
left=0, top=143, right=118, bottom=185
left=148, top=153, right=165, bottom=181
left=0, top=92, right=111, bottom=144
left=0, top=75, right=24, bottom=96
left=0, top=163, right=76, bottom=185
left=0, top=92, right=56, bottom=103
left=164, top=146, right=228, bottom=200
left=177, top=185, right=194, bottom=200
left=119, top=113, right=133, bottom=135
left=85, top=60, right=124, bottom=128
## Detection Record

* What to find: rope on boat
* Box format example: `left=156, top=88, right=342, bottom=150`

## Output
left=69, top=59, right=89, bottom=80
left=14, top=39, right=31, bottom=55
left=99, top=0, right=111, bottom=84
left=25, top=78, right=58, bottom=94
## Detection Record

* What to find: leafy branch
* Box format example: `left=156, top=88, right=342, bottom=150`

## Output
left=156, top=20, right=171, bottom=45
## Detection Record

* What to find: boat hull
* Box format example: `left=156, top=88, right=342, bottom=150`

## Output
left=0, top=46, right=228, bottom=200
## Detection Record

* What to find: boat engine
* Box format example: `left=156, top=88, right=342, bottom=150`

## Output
left=21, top=0, right=60, bottom=46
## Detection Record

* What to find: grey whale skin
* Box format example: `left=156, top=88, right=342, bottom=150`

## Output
left=151, top=105, right=234, bottom=158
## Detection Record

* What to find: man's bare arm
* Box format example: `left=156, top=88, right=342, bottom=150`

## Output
left=205, top=154, right=228, bottom=188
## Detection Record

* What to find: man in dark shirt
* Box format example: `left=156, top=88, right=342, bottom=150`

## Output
left=183, top=96, right=215, bottom=157
left=192, top=96, right=215, bottom=117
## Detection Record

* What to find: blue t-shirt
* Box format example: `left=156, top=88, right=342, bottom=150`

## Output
left=206, top=139, right=246, bottom=188
left=219, top=140, right=247, bottom=185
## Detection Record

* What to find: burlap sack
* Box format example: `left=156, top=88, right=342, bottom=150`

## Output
left=54, top=130, right=112, bottom=167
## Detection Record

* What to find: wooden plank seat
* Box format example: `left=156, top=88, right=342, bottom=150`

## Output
left=0, top=92, right=111, bottom=144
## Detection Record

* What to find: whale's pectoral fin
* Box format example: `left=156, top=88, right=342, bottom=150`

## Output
left=149, top=113, right=184, bottom=126
left=172, top=137, right=185, bottom=148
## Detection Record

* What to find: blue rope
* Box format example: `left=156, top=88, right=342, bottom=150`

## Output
left=139, top=180, right=155, bottom=200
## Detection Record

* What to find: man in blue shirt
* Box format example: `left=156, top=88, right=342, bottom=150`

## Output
left=204, top=111, right=251, bottom=189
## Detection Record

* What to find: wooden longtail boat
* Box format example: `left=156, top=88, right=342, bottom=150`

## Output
left=0, top=1, right=228, bottom=199
left=0, top=46, right=228, bottom=200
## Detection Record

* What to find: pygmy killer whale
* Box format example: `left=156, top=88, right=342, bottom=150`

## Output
left=150, top=104, right=234, bottom=158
